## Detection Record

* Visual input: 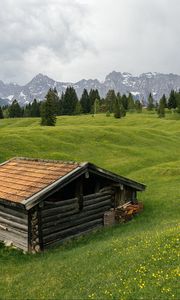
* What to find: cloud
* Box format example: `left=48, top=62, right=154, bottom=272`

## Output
left=0, top=0, right=180, bottom=83
left=0, top=0, right=93, bottom=83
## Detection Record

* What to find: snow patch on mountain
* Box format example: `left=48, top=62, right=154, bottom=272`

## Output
left=0, top=71, right=180, bottom=106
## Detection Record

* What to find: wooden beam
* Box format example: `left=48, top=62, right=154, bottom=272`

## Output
left=43, top=219, right=103, bottom=244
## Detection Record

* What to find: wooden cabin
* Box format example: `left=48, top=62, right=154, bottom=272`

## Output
left=0, top=158, right=146, bottom=252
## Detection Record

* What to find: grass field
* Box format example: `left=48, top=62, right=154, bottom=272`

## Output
left=0, top=112, right=179, bottom=300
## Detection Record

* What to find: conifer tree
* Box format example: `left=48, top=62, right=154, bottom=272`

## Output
left=63, top=87, right=78, bottom=115
left=157, top=98, right=165, bottom=118
left=0, top=106, right=4, bottom=119
left=58, top=92, right=64, bottom=115
left=135, top=100, right=143, bottom=113
left=74, top=101, right=82, bottom=115
left=114, top=98, right=121, bottom=118
left=89, top=89, right=100, bottom=111
left=168, top=90, right=176, bottom=109
left=121, top=94, right=128, bottom=110
left=174, top=91, right=180, bottom=113
left=93, top=98, right=100, bottom=115
left=127, top=93, right=135, bottom=112
left=147, top=93, right=154, bottom=111
left=9, top=100, right=22, bottom=118
left=80, top=89, right=91, bottom=113
left=161, top=94, right=167, bottom=108
left=117, top=93, right=126, bottom=117
left=105, top=90, right=116, bottom=113
left=31, top=99, right=40, bottom=117
left=52, top=87, right=61, bottom=115
left=41, top=90, right=57, bottom=126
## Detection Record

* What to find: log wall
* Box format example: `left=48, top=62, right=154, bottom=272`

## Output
left=41, top=188, right=114, bottom=248
left=0, top=203, right=28, bottom=252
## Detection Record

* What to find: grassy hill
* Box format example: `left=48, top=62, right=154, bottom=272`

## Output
left=0, top=113, right=179, bottom=300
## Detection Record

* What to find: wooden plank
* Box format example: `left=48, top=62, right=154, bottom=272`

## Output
left=42, top=202, right=79, bottom=217
left=44, top=224, right=103, bottom=249
left=41, top=207, right=80, bottom=223
left=84, top=195, right=112, bottom=206
left=44, top=197, right=78, bottom=208
left=0, top=230, right=28, bottom=251
left=0, top=216, right=28, bottom=231
left=43, top=219, right=103, bottom=244
left=83, top=199, right=112, bottom=212
left=0, top=225, right=28, bottom=239
left=42, top=205, right=111, bottom=229
left=83, top=191, right=113, bottom=201
left=42, top=212, right=104, bottom=236
left=0, top=210, right=28, bottom=225
left=0, top=204, right=27, bottom=217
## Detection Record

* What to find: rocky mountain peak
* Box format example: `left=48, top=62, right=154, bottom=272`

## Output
left=0, top=71, right=180, bottom=106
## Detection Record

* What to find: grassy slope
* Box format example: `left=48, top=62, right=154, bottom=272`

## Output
left=0, top=113, right=179, bottom=300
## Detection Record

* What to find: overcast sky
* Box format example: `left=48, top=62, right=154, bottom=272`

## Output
left=1, top=0, right=180, bottom=84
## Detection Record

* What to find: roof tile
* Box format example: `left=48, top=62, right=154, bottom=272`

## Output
left=0, top=158, right=79, bottom=204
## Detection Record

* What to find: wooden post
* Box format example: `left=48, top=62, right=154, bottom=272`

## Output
left=76, top=177, right=83, bottom=211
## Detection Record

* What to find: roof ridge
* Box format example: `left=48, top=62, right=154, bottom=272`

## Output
left=12, top=157, right=81, bottom=165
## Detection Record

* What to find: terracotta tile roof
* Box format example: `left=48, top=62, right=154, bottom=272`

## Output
left=0, top=158, right=80, bottom=204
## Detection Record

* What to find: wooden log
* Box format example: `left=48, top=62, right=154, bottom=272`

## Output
left=41, top=207, right=79, bottom=223
left=42, top=203, right=79, bottom=217
left=0, top=210, right=28, bottom=225
left=42, top=205, right=111, bottom=229
left=44, top=224, right=103, bottom=248
left=84, top=195, right=112, bottom=206
left=43, top=218, right=103, bottom=244
left=0, top=229, right=28, bottom=251
left=34, top=245, right=40, bottom=252
left=44, top=197, right=78, bottom=208
left=83, top=191, right=113, bottom=201
left=42, top=212, right=104, bottom=236
left=99, top=187, right=114, bottom=193
left=0, top=216, right=28, bottom=232
left=0, top=226, right=28, bottom=238
left=83, top=200, right=112, bottom=212
left=0, top=204, right=27, bottom=219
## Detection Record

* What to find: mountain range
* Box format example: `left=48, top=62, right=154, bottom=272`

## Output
left=1, top=71, right=180, bottom=106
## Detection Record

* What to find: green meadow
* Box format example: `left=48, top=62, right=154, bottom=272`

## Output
left=0, top=112, right=179, bottom=300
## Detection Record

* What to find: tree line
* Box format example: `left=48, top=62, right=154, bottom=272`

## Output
left=0, top=87, right=143, bottom=122
left=146, top=90, right=180, bottom=118
left=0, top=87, right=180, bottom=124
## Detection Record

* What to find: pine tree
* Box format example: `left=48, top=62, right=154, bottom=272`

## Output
left=93, top=98, right=100, bottom=115
left=176, top=94, right=180, bottom=114
left=105, top=90, right=116, bottom=113
left=113, top=99, right=126, bottom=119
left=127, top=93, right=135, bottom=112
left=23, top=103, right=31, bottom=117
left=41, top=90, right=57, bottom=126
left=168, top=90, right=176, bottom=109
left=121, top=94, right=128, bottom=110
left=135, top=100, right=143, bottom=113
left=147, top=93, right=154, bottom=111
left=89, top=89, right=100, bottom=111
left=74, top=102, right=82, bottom=115
left=58, top=92, right=64, bottom=115
left=80, top=89, right=91, bottom=113
left=117, top=93, right=126, bottom=117
left=52, top=87, right=61, bottom=115
left=0, top=106, right=4, bottom=119
left=31, top=99, right=40, bottom=117
left=9, top=100, right=22, bottom=118
left=63, top=87, right=78, bottom=115
left=157, top=98, right=165, bottom=118
left=161, top=94, right=167, bottom=108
